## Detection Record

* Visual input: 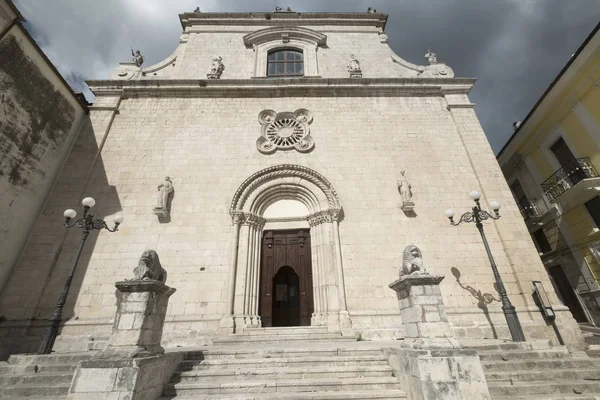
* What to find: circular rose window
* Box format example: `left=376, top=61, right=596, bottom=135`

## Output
left=265, top=118, right=306, bottom=148
left=256, top=109, right=315, bottom=154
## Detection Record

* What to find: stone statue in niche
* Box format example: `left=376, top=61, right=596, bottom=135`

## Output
left=401, top=245, right=427, bottom=276
left=207, top=56, right=225, bottom=79
left=348, top=54, right=362, bottom=78
left=131, top=49, right=144, bottom=67
left=398, top=170, right=415, bottom=212
left=154, top=176, right=174, bottom=219
left=133, top=250, right=167, bottom=283
left=425, top=49, right=437, bottom=65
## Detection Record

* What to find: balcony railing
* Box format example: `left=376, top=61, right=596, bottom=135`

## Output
left=517, top=198, right=540, bottom=219
left=541, top=157, right=598, bottom=202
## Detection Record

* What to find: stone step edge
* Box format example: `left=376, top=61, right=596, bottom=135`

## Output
left=174, top=365, right=393, bottom=377
left=485, top=367, right=600, bottom=378
left=189, top=348, right=382, bottom=356
left=166, top=376, right=400, bottom=389
left=477, top=349, right=571, bottom=359
left=157, top=389, right=408, bottom=399
left=487, top=379, right=600, bottom=387
left=482, top=358, right=596, bottom=367
left=181, top=355, right=389, bottom=365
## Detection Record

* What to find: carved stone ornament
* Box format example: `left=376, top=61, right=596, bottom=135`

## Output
left=398, top=170, right=415, bottom=212
left=256, top=109, right=315, bottom=154
left=154, top=176, right=174, bottom=220
left=207, top=56, right=225, bottom=79
left=132, top=250, right=168, bottom=284
left=400, top=245, right=427, bottom=277
left=348, top=54, right=362, bottom=78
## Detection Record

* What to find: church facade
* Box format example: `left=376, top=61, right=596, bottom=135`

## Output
left=0, top=9, right=585, bottom=354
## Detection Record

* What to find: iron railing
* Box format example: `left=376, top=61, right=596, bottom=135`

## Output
left=517, top=198, right=540, bottom=219
left=541, top=157, right=598, bottom=202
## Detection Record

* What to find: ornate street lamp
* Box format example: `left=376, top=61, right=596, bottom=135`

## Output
left=445, top=190, right=525, bottom=342
left=38, top=197, right=123, bottom=354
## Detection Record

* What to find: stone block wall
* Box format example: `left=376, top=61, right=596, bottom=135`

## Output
left=0, top=24, right=87, bottom=297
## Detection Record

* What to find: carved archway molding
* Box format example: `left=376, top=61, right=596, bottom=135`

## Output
left=230, top=164, right=342, bottom=215
left=220, top=165, right=352, bottom=336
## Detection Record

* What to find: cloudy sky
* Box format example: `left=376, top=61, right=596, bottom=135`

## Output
left=13, top=0, right=600, bottom=153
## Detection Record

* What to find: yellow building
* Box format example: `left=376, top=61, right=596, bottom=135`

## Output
left=498, top=22, right=600, bottom=325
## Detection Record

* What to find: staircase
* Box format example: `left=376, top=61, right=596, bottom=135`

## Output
left=213, top=326, right=356, bottom=345
left=0, top=351, right=94, bottom=399
left=161, top=327, right=407, bottom=399
left=466, top=341, right=600, bottom=399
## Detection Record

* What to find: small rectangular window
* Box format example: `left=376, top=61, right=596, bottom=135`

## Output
left=585, top=197, right=600, bottom=227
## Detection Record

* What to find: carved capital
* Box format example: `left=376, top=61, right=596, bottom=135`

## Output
left=244, top=212, right=266, bottom=229
left=231, top=211, right=244, bottom=225
left=308, top=210, right=333, bottom=227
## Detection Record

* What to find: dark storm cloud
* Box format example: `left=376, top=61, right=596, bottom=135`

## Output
left=13, top=0, right=600, bottom=152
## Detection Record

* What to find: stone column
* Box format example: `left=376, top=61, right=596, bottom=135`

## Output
left=389, top=274, right=450, bottom=339
left=99, top=280, right=176, bottom=359
left=332, top=212, right=353, bottom=336
left=220, top=212, right=242, bottom=333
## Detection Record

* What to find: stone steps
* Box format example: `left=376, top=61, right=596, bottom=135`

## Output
left=179, top=354, right=390, bottom=371
left=213, top=332, right=355, bottom=345
left=0, top=371, right=74, bottom=385
left=0, top=382, right=71, bottom=398
left=486, top=367, right=600, bottom=383
left=159, top=389, right=407, bottom=399
left=163, top=328, right=405, bottom=399
left=488, top=380, right=600, bottom=396
left=163, top=376, right=402, bottom=396
left=0, top=351, right=95, bottom=399
left=190, top=348, right=382, bottom=360
left=242, top=326, right=330, bottom=335
left=0, top=362, right=77, bottom=374
left=482, top=357, right=600, bottom=372
left=477, top=348, right=570, bottom=361
left=172, top=365, right=394, bottom=382
left=465, top=341, right=600, bottom=399
left=495, top=396, right=600, bottom=400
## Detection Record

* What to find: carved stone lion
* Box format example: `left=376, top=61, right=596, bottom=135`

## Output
left=401, top=245, right=426, bottom=276
left=133, top=250, right=167, bottom=283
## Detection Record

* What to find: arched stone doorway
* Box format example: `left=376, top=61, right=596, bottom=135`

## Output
left=219, top=164, right=352, bottom=335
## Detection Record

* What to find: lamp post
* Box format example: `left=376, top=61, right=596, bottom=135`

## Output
left=445, top=190, right=525, bottom=342
left=38, top=197, right=123, bottom=354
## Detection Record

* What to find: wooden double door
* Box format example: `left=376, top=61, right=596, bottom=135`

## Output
left=260, top=229, right=314, bottom=327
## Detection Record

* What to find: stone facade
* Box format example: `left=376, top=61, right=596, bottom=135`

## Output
left=0, top=10, right=585, bottom=356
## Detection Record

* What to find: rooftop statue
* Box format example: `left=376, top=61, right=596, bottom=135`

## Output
left=131, top=49, right=144, bottom=67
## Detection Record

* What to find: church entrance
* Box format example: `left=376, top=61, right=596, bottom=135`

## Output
left=260, top=229, right=313, bottom=327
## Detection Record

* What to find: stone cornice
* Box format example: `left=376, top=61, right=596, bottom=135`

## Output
left=87, top=78, right=475, bottom=99
left=179, top=12, right=388, bottom=30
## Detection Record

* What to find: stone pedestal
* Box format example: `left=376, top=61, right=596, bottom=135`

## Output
left=153, top=206, right=169, bottom=220
left=400, top=201, right=415, bottom=212
left=99, top=280, right=176, bottom=359
left=68, top=353, right=184, bottom=400
left=384, top=343, right=491, bottom=400
left=349, top=71, right=362, bottom=78
left=389, top=274, right=451, bottom=339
